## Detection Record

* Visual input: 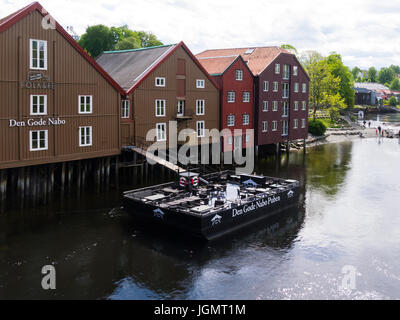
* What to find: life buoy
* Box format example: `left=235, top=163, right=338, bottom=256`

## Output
left=179, top=177, right=187, bottom=187
left=192, top=177, right=199, bottom=187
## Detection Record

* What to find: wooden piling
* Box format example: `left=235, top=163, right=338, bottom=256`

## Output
left=95, top=159, right=101, bottom=193
left=0, top=170, right=7, bottom=212
left=17, top=167, right=25, bottom=209
left=114, top=157, right=119, bottom=188
left=61, top=162, right=66, bottom=194
left=105, top=157, right=111, bottom=190
left=67, top=162, right=73, bottom=193
left=76, top=161, right=82, bottom=195
left=24, top=166, right=30, bottom=205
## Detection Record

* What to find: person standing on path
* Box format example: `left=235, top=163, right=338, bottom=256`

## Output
left=378, top=126, right=382, bottom=135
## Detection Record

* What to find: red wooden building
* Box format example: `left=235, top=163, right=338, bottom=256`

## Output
left=196, top=55, right=254, bottom=152
left=197, top=47, right=310, bottom=149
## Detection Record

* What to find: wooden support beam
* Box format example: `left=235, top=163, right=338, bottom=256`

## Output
left=60, top=162, right=66, bottom=194
left=0, top=170, right=7, bottom=213
left=76, top=161, right=82, bottom=195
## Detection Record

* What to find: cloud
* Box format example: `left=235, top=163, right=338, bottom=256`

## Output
left=1, top=0, right=400, bottom=69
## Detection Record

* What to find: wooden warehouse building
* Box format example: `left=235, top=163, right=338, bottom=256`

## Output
left=0, top=2, right=125, bottom=210
left=96, top=42, right=220, bottom=150
left=197, top=47, right=310, bottom=151
left=196, top=55, right=254, bottom=152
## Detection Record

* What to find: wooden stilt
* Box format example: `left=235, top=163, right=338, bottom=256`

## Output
left=0, top=170, right=7, bottom=213
left=105, top=157, right=110, bottom=190
left=43, top=167, right=48, bottom=205
left=81, top=161, right=87, bottom=190
left=61, top=162, right=66, bottom=194
left=17, top=167, right=25, bottom=209
left=96, top=159, right=101, bottom=193
left=76, top=161, right=82, bottom=195
left=24, top=166, right=30, bottom=205
left=114, top=157, right=119, bottom=189
left=67, top=162, right=73, bottom=193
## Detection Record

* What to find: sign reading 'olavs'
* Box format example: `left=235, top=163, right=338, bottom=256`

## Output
left=9, top=117, right=66, bottom=127
left=20, top=71, right=55, bottom=90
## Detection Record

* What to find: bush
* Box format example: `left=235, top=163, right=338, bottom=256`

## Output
left=308, top=119, right=327, bottom=136
left=389, top=96, right=397, bottom=107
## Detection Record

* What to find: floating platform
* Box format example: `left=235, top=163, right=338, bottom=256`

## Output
left=123, top=171, right=300, bottom=241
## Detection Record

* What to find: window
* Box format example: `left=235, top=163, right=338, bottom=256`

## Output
left=235, top=70, right=243, bottom=81
left=155, top=77, right=165, bottom=87
left=155, top=99, right=166, bottom=117
left=30, top=39, right=47, bottom=70
left=79, top=126, right=92, bottom=147
left=227, top=91, right=235, bottom=103
left=302, top=101, right=307, bottom=110
left=177, top=100, right=185, bottom=116
left=273, top=81, right=278, bottom=92
left=272, top=121, right=278, bottom=131
left=156, top=123, right=167, bottom=141
left=227, top=115, right=235, bottom=127
left=283, top=64, right=290, bottom=80
left=275, top=63, right=280, bottom=74
left=30, top=130, right=48, bottom=151
left=282, top=101, right=289, bottom=117
left=30, top=95, right=47, bottom=115
left=243, top=92, right=250, bottom=102
left=121, top=100, right=130, bottom=118
left=196, top=79, right=205, bottom=88
left=294, top=119, right=298, bottom=129
left=262, top=101, right=268, bottom=112
left=197, top=121, right=205, bottom=137
left=262, top=121, right=268, bottom=132
left=79, top=95, right=92, bottom=114
left=282, top=120, right=288, bottom=136
left=242, top=114, right=250, bottom=125
left=302, top=118, right=306, bottom=128
left=282, top=83, right=289, bottom=98
left=196, top=99, right=205, bottom=115
left=302, top=83, right=307, bottom=93
left=273, top=101, right=278, bottom=111
left=294, top=83, right=299, bottom=93
left=245, top=48, right=254, bottom=54
left=263, top=81, right=269, bottom=91
left=293, top=66, right=298, bottom=76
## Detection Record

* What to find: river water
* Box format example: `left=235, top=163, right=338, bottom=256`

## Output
left=1, top=134, right=400, bottom=299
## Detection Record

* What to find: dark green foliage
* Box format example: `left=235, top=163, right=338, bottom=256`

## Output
left=389, top=96, right=397, bottom=106
left=308, top=119, right=327, bottom=136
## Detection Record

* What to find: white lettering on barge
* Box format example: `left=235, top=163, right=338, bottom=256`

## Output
left=232, top=195, right=281, bottom=218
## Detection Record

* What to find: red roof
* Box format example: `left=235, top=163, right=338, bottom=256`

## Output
left=196, top=55, right=239, bottom=75
left=0, top=1, right=125, bottom=95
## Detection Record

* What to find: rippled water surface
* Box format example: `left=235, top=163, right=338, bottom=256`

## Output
left=1, top=136, right=400, bottom=299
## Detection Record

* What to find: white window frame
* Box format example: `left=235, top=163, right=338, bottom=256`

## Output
left=227, top=115, right=235, bottom=127
left=283, top=64, right=290, bottom=80
left=242, top=114, right=250, bottom=125
left=302, top=83, right=307, bottom=93
left=79, top=126, right=92, bottom=147
left=30, top=94, right=47, bottom=115
left=155, top=99, right=166, bottom=117
left=294, top=101, right=299, bottom=111
left=302, top=101, right=307, bottom=110
left=294, top=83, right=299, bottom=93
left=301, top=118, right=306, bottom=128
left=293, top=66, right=298, bottom=76
left=282, top=101, right=289, bottom=117
left=156, top=123, right=167, bottom=141
left=282, top=120, right=288, bottom=136
left=196, top=79, right=205, bottom=88
left=273, top=81, right=279, bottom=92
left=262, top=121, right=268, bottom=132
left=196, top=121, right=205, bottom=138
left=294, top=119, right=298, bottom=129
left=155, top=77, right=166, bottom=87
left=121, top=99, right=130, bottom=118
left=275, top=63, right=280, bottom=74
left=29, top=39, right=47, bottom=70
left=283, top=83, right=289, bottom=98
left=227, top=91, right=235, bottom=103
left=272, top=120, right=278, bottom=131
left=196, top=99, right=205, bottom=115
left=263, top=81, right=269, bottom=92
left=78, top=95, right=93, bottom=114
left=177, top=100, right=185, bottom=116
left=29, top=130, right=48, bottom=151
left=235, top=70, right=243, bottom=81
left=262, top=101, right=268, bottom=112
left=273, top=101, right=278, bottom=112
left=243, top=92, right=250, bottom=103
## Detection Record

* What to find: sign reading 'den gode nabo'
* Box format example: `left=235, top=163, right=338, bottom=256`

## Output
left=9, top=117, right=66, bottom=127
left=232, top=195, right=281, bottom=218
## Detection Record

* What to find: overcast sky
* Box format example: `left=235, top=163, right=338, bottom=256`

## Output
left=2, top=0, right=400, bottom=69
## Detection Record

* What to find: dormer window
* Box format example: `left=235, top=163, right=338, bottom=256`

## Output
left=30, top=39, right=47, bottom=70
left=196, top=79, right=205, bottom=88
left=235, top=70, right=243, bottom=81
left=155, top=77, right=165, bottom=87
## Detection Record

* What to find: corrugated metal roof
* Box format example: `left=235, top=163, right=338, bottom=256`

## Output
left=196, top=55, right=239, bottom=75
left=354, top=82, right=389, bottom=90
left=196, top=46, right=292, bottom=76
left=96, top=44, right=176, bottom=91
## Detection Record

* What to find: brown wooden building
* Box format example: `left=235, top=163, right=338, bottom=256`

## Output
left=0, top=2, right=124, bottom=170
left=96, top=42, right=220, bottom=149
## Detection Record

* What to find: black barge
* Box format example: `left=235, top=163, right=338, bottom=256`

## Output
left=123, top=171, right=300, bottom=240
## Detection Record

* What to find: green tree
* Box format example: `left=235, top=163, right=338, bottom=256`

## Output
left=78, top=25, right=114, bottom=58
left=378, top=67, right=395, bottom=85
left=368, top=67, right=378, bottom=82
left=351, top=66, right=361, bottom=80
left=136, top=31, right=163, bottom=47
left=389, top=64, right=400, bottom=75
left=115, top=36, right=141, bottom=50
left=111, top=25, right=137, bottom=45
left=281, top=44, right=298, bottom=55
left=326, top=53, right=355, bottom=108
left=389, top=96, right=397, bottom=106
left=390, top=78, right=400, bottom=91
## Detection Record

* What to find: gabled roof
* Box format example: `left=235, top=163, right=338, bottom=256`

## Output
left=97, top=41, right=220, bottom=94
left=0, top=1, right=125, bottom=95
left=354, top=82, right=389, bottom=91
left=197, top=46, right=309, bottom=80
left=196, top=54, right=254, bottom=77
